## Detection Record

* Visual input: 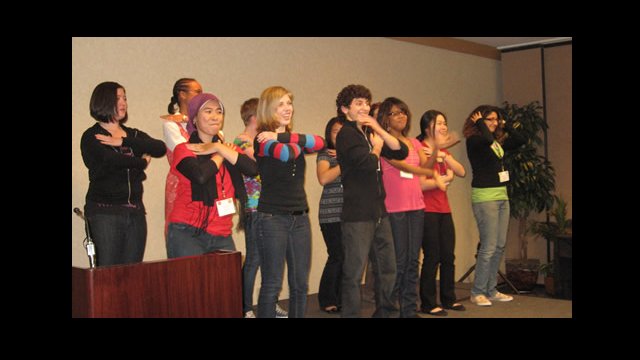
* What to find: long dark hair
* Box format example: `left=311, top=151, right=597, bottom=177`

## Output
left=417, top=110, right=446, bottom=142
left=324, top=116, right=345, bottom=149
left=462, top=104, right=505, bottom=141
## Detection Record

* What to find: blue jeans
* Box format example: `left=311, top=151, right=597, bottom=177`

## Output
left=318, top=222, right=344, bottom=308
left=471, top=200, right=510, bottom=297
left=166, top=223, right=235, bottom=258
left=389, top=210, right=424, bottom=318
left=256, top=212, right=311, bottom=318
left=341, top=218, right=398, bottom=318
left=242, top=212, right=260, bottom=313
left=88, top=210, right=147, bottom=267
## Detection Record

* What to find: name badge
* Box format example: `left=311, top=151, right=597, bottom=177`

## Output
left=400, top=170, right=414, bottom=179
left=216, top=198, right=237, bottom=217
left=498, top=170, right=510, bottom=183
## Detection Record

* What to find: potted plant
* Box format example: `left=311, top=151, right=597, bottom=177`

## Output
left=538, top=262, right=555, bottom=296
left=529, top=195, right=572, bottom=297
left=501, top=101, right=556, bottom=292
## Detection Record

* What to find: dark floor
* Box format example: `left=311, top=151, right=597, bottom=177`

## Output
left=268, top=281, right=572, bottom=318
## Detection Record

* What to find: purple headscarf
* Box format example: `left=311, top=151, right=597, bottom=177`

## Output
left=187, top=93, right=224, bottom=135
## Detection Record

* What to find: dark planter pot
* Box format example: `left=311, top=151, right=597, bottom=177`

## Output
left=544, top=276, right=555, bottom=296
left=505, top=259, right=540, bottom=292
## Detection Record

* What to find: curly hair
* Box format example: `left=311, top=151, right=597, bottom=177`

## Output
left=335, top=84, right=372, bottom=117
left=462, top=104, right=505, bottom=142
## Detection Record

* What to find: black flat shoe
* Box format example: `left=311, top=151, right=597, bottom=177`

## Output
left=443, top=303, right=466, bottom=311
left=422, top=307, right=448, bottom=316
left=322, top=306, right=340, bottom=314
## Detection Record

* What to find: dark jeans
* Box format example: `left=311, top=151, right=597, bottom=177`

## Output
left=389, top=210, right=424, bottom=318
left=242, top=211, right=260, bottom=313
left=420, top=212, right=457, bottom=311
left=362, top=256, right=377, bottom=304
left=88, top=210, right=147, bottom=267
left=256, top=212, right=311, bottom=318
left=341, top=218, right=397, bottom=318
left=166, top=223, right=235, bottom=258
left=318, top=222, right=344, bottom=308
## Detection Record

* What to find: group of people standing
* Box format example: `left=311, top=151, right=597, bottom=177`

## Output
left=80, top=80, right=524, bottom=318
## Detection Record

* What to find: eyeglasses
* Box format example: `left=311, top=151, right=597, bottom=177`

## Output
left=388, top=110, right=407, bottom=117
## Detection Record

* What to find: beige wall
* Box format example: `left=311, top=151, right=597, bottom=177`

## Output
left=501, top=44, right=572, bottom=266
left=72, top=37, right=502, bottom=302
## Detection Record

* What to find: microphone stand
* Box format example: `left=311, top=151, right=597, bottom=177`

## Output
left=73, top=207, right=96, bottom=268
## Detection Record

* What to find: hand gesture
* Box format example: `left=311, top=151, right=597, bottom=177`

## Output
left=438, top=131, right=461, bottom=149
left=470, top=111, right=483, bottom=123
left=142, top=154, right=151, bottom=166
left=369, top=131, right=383, bottom=150
left=95, top=134, right=123, bottom=147
left=186, top=142, right=220, bottom=155
left=357, top=114, right=382, bottom=133
left=256, top=131, right=277, bottom=143
left=160, top=114, right=187, bottom=123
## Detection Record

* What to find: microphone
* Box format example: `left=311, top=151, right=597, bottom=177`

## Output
left=73, top=207, right=84, bottom=220
left=73, top=207, right=96, bottom=268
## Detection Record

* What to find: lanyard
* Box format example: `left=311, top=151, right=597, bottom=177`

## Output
left=218, top=163, right=227, bottom=198
left=490, top=140, right=504, bottom=159
left=490, top=140, right=506, bottom=171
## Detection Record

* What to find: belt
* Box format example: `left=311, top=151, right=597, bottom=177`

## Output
left=290, top=209, right=308, bottom=215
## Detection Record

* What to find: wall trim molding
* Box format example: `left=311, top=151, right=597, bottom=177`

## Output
left=386, top=37, right=501, bottom=60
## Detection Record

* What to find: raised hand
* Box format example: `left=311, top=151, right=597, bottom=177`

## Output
left=357, top=113, right=382, bottom=133
left=470, top=111, right=483, bottom=123
left=439, top=131, right=461, bottom=149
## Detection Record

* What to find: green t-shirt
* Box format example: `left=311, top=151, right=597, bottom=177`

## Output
left=471, top=186, right=508, bottom=203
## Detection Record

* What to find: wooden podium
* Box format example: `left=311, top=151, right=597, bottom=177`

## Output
left=72, top=251, right=242, bottom=318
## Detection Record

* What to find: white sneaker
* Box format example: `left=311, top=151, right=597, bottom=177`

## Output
left=244, top=310, right=256, bottom=318
left=275, top=304, right=288, bottom=318
left=489, top=292, right=514, bottom=302
left=470, top=294, right=492, bottom=306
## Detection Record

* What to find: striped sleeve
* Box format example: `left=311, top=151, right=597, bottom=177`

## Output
left=278, top=132, right=325, bottom=153
left=257, top=140, right=302, bottom=162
